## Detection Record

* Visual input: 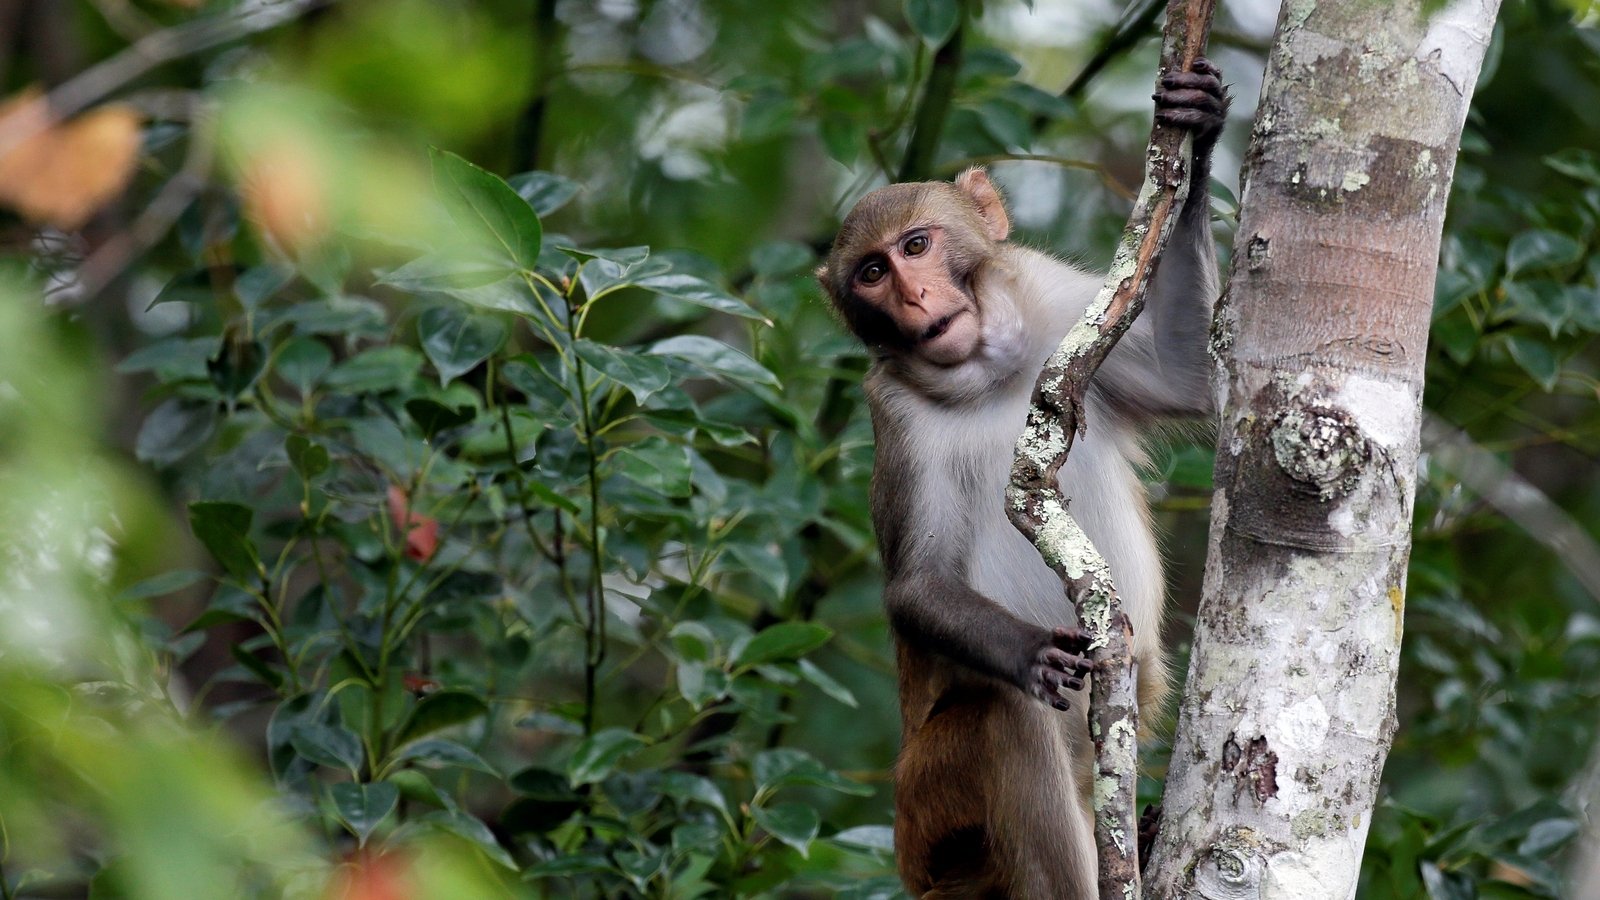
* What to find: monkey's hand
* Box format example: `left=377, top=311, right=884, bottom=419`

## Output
left=1028, top=626, right=1095, bottom=711
left=1154, top=56, right=1230, bottom=160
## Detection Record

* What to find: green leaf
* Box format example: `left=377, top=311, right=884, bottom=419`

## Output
left=323, top=346, right=423, bottom=393
left=905, top=0, right=961, bottom=44
left=574, top=340, right=673, bottom=404
left=135, top=399, right=216, bottom=466
left=752, top=802, right=821, bottom=857
left=634, top=273, right=769, bottom=322
left=611, top=436, right=692, bottom=497
left=331, top=781, right=399, bottom=845
left=288, top=724, right=365, bottom=774
left=234, top=265, right=295, bottom=310
left=1502, top=280, right=1573, bottom=336
left=415, top=810, right=516, bottom=869
left=661, top=772, right=729, bottom=817
left=188, top=501, right=261, bottom=581
left=508, top=171, right=581, bottom=216
left=405, top=398, right=476, bottom=437
left=285, top=434, right=330, bottom=480
left=1506, top=229, right=1584, bottom=275
left=567, top=728, right=648, bottom=786
left=1505, top=335, right=1560, bottom=391
left=830, top=825, right=895, bottom=854
left=753, top=747, right=872, bottom=796
left=117, top=569, right=207, bottom=602
left=668, top=622, right=719, bottom=663
left=1545, top=148, right=1600, bottom=185
left=229, top=644, right=283, bottom=689
left=207, top=334, right=267, bottom=398
left=797, top=658, right=858, bottom=707
left=417, top=305, right=507, bottom=386
left=394, top=691, right=489, bottom=748
left=560, top=245, right=650, bottom=268
left=116, top=337, right=213, bottom=382
left=736, top=622, right=833, bottom=667
left=431, top=149, right=542, bottom=272
left=648, top=335, right=781, bottom=388
left=393, top=738, right=500, bottom=776
left=275, top=337, right=332, bottom=394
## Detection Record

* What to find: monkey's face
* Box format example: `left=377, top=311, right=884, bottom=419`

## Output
left=841, top=224, right=982, bottom=366
left=820, top=173, right=1010, bottom=368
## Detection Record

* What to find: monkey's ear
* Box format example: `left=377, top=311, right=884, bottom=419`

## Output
left=955, top=167, right=1010, bottom=242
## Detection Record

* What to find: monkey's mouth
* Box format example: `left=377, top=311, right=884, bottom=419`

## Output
left=921, top=312, right=960, bottom=343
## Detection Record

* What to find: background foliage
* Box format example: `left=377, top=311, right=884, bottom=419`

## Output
left=1, top=0, right=1599, bottom=897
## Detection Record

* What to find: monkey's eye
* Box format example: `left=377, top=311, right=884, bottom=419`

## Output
left=903, top=233, right=930, bottom=257
left=858, top=260, right=887, bottom=285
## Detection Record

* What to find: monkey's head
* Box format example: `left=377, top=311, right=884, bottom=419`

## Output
left=818, top=168, right=1010, bottom=367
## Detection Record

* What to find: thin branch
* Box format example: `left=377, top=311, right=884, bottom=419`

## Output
left=1005, top=1, right=1217, bottom=897
left=0, top=0, right=329, bottom=158
left=935, top=152, right=1137, bottom=201
left=897, top=0, right=969, bottom=183
left=73, top=96, right=214, bottom=301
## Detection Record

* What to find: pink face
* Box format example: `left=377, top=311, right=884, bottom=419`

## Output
left=849, top=224, right=982, bottom=366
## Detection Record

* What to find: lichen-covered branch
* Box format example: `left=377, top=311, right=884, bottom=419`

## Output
left=1005, top=1, right=1217, bottom=896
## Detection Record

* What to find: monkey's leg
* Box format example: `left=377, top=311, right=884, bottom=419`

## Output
left=895, top=682, right=1000, bottom=898
left=984, top=693, right=1098, bottom=900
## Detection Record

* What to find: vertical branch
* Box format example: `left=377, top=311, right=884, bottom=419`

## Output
left=897, top=0, right=968, bottom=183
left=1006, top=1, right=1216, bottom=896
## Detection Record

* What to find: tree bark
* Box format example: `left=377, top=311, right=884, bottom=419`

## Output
left=1145, top=1, right=1501, bottom=897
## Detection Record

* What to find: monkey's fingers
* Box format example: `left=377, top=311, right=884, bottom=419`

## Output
left=1030, top=670, right=1074, bottom=711
left=1153, top=87, right=1226, bottom=116
left=1160, top=71, right=1224, bottom=99
left=1189, top=56, right=1221, bottom=78
left=1049, top=625, right=1093, bottom=653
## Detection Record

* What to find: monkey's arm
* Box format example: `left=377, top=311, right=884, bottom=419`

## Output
left=885, top=571, right=1092, bottom=710
left=1095, top=59, right=1228, bottom=421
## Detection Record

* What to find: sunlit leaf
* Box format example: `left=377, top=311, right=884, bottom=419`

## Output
left=430, top=148, right=542, bottom=271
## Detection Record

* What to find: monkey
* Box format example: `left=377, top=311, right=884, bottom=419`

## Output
left=816, top=60, right=1228, bottom=898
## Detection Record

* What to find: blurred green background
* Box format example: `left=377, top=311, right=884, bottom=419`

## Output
left=1, top=0, right=1599, bottom=896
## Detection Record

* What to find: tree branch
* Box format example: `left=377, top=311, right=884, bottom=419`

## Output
left=1005, top=0, right=1216, bottom=896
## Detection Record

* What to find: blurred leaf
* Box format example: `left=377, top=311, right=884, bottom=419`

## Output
left=736, top=622, right=833, bottom=667
left=431, top=149, right=542, bottom=271
left=285, top=433, right=330, bottom=480
left=275, top=337, right=333, bottom=394
left=117, top=569, right=207, bottom=602
left=752, top=802, right=820, bottom=857
left=207, top=334, right=267, bottom=398
left=1517, top=818, right=1579, bottom=857
left=1545, top=148, right=1600, bottom=185
left=405, top=397, right=476, bottom=437
left=188, top=501, right=261, bottom=581
left=661, top=772, right=729, bottom=817
left=1506, top=229, right=1583, bottom=275
left=905, top=0, right=961, bottom=44
left=1420, top=861, right=1474, bottom=900
left=331, top=781, right=398, bottom=845
left=648, top=335, right=781, bottom=388
left=135, top=399, right=216, bottom=466
left=235, top=266, right=296, bottom=310
left=117, top=336, right=214, bottom=382
left=1501, top=281, right=1573, bottom=336
left=395, top=691, right=488, bottom=748
left=1504, top=335, right=1560, bottom=390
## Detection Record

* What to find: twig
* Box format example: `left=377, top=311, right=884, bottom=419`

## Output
left=1005, top=0, right=1217, bottom=896
left=935, top=152, right=1137, bottom=201
left=897, top=0, right=969, bottom=183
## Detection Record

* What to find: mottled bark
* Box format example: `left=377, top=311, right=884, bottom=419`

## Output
left=1007, top=2, right=1216, bottom=895
left=1144, top=1, right=1501, bottom=897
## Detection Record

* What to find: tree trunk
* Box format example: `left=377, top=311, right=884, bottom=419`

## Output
left=1145, top=1, right=1501, bottom=897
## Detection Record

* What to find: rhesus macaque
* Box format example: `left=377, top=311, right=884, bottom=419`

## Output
left=816, top=60, right=1228, bottom=898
